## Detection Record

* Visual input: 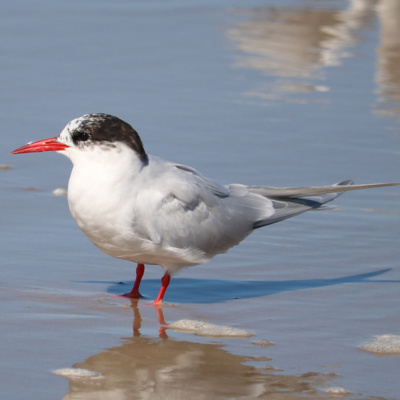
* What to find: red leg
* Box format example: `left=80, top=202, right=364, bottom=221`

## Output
left=154, top=305, right=168, bottom=339
left=123, top=263, right=145, bottom=298
left=153, top=272, right=171, bottom=304
left=132, top=302, right=142, bottom=337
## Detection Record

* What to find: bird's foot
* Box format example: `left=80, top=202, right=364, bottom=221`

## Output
left=122, top=291, right=145, bottom=299
left=142, top=299, right=165, bottom=306
left=146, top=300, right=175, bottom=308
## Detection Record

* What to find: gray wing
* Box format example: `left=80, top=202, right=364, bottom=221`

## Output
left=134, top=161, right=272, bottom=263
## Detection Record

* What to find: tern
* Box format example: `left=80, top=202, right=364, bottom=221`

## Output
left=11, top=113, right=400, bottom=304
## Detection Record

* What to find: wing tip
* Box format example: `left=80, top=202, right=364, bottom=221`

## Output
left=335, top=179, right=355, bottom=186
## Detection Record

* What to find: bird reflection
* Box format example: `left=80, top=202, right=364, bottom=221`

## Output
left=226, top=0, right=400, bottom=119
left=227, top=0, right=377, bottom=98
left=376, top=0, right=400, bottom=118
left=228, top=0, right=400, bottom=118
left=60, top=304, right=338, bottom=400
left=130, top=300, right=168, bottom=339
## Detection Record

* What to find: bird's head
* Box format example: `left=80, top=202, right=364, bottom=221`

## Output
left=11, top=113, right=148, bottom=164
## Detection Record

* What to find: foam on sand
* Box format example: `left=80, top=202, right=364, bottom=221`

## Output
left=53, top=368, right=103, bottom=379
left=53, top=188, right=68, bottom=196
left=167, top=319, right=254, bottom=338
left=359, top=334, right=400, bottom=356
left=324, top=386, right=351, bottom=395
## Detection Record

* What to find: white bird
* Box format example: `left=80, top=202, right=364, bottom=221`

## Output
left=11, top=113, right=400, bottom=303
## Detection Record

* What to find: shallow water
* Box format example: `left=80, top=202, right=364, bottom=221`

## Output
left=1, top=0, right=400, bottom=399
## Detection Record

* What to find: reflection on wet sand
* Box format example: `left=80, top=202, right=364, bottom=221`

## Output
left=227, top=0, right=400, bottom=118
left=376, top=0, right=400, bottom=118
left=227, top=0, right=376, bottom=98
left=60, top=304, right=341, bottom=400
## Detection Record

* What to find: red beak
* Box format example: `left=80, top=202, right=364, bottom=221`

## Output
left=11, top=137, right=69, bottom=154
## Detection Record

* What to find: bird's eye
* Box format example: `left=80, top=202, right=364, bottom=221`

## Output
left=75, top=131, right=90, bottom=142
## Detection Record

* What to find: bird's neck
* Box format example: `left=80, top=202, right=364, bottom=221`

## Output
left=67, top=145, right=146, bottom=213
left=69, top=143, right=145, bottom=179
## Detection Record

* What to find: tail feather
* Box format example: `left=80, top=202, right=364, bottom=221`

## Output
left=252, top=180, right=400, bottom=229
left=248, top=181, right=400, bottom=198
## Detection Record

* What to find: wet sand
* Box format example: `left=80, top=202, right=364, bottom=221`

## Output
left=1, top=0, right=400, bottom=399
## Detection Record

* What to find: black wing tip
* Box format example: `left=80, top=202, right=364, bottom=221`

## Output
left=335, top=179, right=355, bottom=186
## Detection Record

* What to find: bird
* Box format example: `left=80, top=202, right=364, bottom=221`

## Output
left=11, top=113, right=400, bottom=304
